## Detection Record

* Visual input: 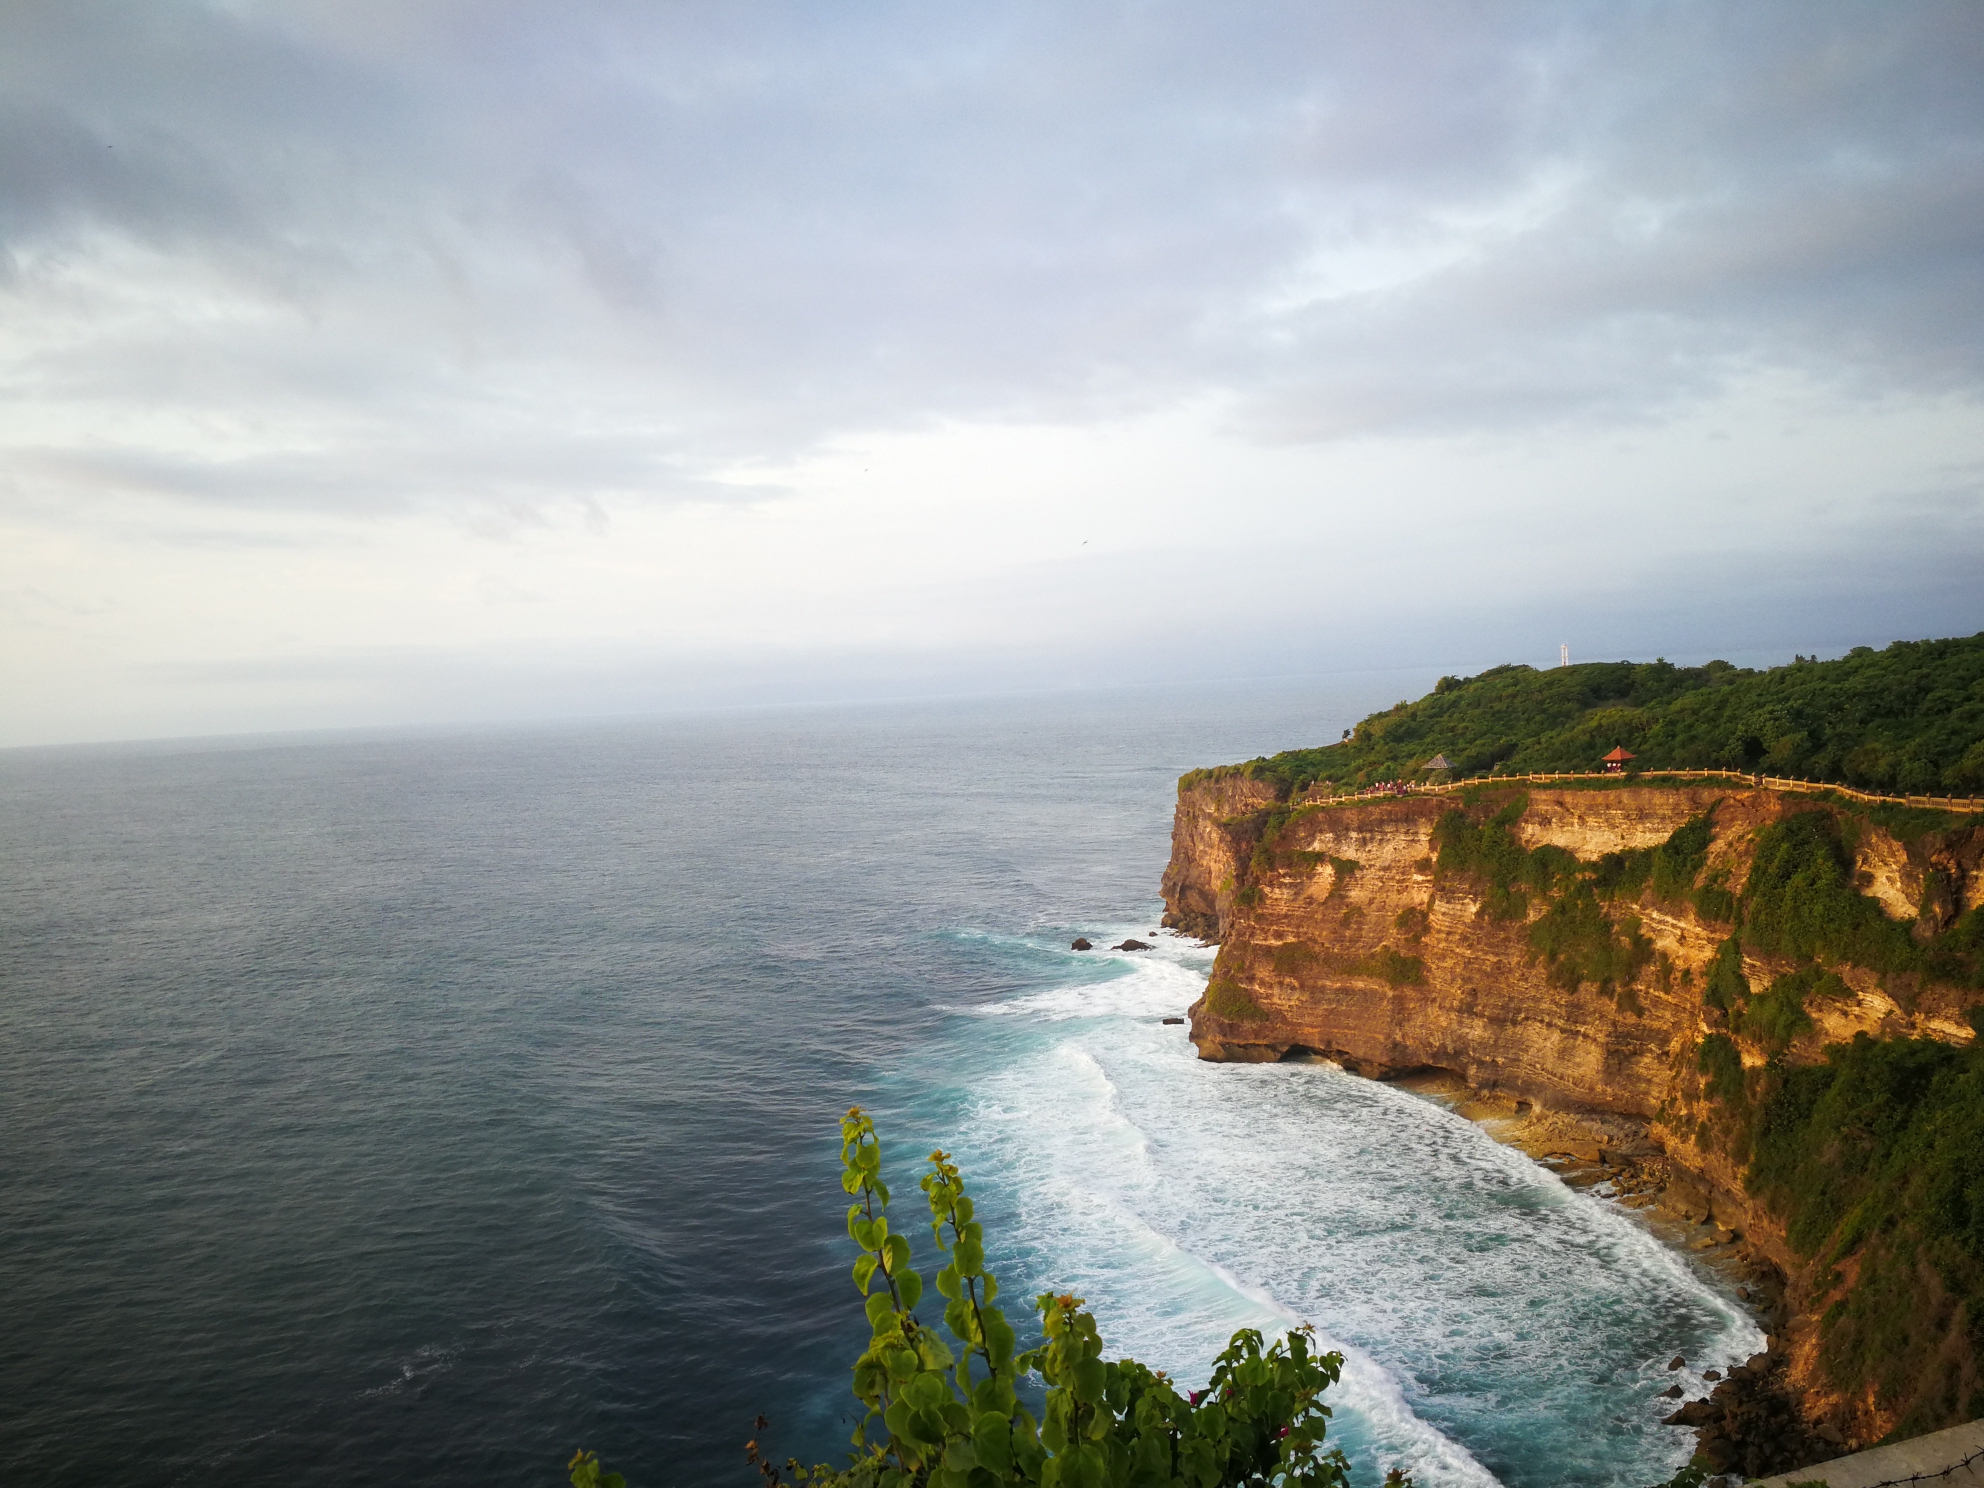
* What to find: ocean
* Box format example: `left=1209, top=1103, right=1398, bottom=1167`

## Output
left=0, top=684, right=1759, bottom=1487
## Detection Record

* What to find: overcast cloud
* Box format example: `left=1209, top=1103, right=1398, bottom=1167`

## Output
left=4, top=1, right=1982, bottom=744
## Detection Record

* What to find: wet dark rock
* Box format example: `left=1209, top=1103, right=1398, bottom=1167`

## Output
left=1660, top=1344, right=1831, bottom=1480
left=1668, top=1355, right=1687, bottom=1370
left=1661, top=1384, right=1684, bottom=1399
left=1071, top=938, right=1093, bottom=951
left=1114, top=939, right=1152, bottom=951
left=1703, top=1369, right=1722, bottom=1381
left=1664, top=1399, right=1718, bottom=1427
left=1162, top=1017, right=1185, bottom=1025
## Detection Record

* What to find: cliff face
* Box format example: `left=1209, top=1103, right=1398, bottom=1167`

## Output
left=1157, top=774, right=1280, bottom=941
left=1166, top=783, right=1976, bottom=1117
left=1162, top=778, right=1984, bottom=1448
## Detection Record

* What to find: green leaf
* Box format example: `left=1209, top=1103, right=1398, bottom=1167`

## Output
left=972, top=1412, right=1013, bottom=1472
left=865, top=1291, right=895, bottom=1330
left=853, top=1254, right=878, bottom=1293
left=898, top=1268, right=924, bottom=1310
left=1071, top=1357, right=1105, bottom=1404
left=914, top=1329, right=955, bottom=1373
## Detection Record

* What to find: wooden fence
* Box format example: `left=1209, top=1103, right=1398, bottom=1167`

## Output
left=1303, top=768, right=1984, bottom=815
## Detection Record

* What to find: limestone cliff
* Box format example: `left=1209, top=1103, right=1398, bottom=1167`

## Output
left=1162, top=776, right=1984, bottom=1458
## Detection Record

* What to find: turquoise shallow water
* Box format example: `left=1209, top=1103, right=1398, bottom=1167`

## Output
left=0, top=686, right=1757, bottom=1486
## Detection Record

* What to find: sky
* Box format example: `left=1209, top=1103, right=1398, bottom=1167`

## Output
left=4, top=1, right=1983, bottom=746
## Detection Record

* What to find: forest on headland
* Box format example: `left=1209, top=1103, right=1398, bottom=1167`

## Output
left=1190, top=634, right=1984, bottom=797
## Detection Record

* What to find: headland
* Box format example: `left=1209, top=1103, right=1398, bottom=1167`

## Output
left=1160, top=639, right=1984, bottom=1481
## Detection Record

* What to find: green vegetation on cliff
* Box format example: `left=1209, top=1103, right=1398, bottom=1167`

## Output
left=1742, top=813, right=1922, bottom=974
left=1699, top=1022, right=1984, bottom=1437
left=1425, top=797, right=1710, bottom=1001
left=1669, top=802, right=1984, bottom=1438
left=1422, top=782, right=1984, bottom=1438
left=1186, top=635, right=1984, bottom=795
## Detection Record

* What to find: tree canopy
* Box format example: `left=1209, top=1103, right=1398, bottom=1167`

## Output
left=1189, top=635, right=1984, bottom=796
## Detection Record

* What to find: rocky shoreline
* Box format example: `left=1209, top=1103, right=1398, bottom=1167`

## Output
left=1386, top=1072, right=1834, bottom=1483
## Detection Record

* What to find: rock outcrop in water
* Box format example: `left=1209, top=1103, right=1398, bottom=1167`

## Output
left=1162, top=775, right=1984, bottom=1464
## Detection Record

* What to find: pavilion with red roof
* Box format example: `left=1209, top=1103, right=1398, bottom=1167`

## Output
left=1602, top=746, right=1636, bottom=774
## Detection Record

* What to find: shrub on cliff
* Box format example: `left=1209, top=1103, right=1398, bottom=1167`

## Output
left=1736, top=974, right=1817, bottom=1050
left=1701, top=938, right=1750, bottom=1015
left=1431, top=795, right=1568, bottom=920
left=1740, top=812, right=1921, bottom=974
left=1697, top=1034, right=1747, bottom=1109
left=1745, top=1025, right=1984, bottom=1436
left=1584, top=806, right=1715, bottom=906
left=1205, top=978, right=1270, bottom=1022
left=1348, top=944, right=1425, bottom=987
left=1651, top=810, right=1717, bottom=900
left=574, top=1110, right=1379, bottom=1488
left=1528, top=886, right=1654, bottom=997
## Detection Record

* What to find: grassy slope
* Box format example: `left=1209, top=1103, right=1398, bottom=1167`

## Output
left=1189, top=634, right=1984, bottom=796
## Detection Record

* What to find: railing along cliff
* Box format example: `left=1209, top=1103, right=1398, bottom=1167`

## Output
left=1299, top=767, right=1984, bottom=814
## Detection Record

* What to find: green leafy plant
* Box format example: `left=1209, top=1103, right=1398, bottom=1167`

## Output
left=576, top=1110, right=1378, bottom=1488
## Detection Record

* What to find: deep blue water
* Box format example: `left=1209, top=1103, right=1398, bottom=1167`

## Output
left=0, top=686, right=1757, bottom=1487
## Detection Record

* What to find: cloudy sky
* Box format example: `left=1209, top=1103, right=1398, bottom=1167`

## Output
left=4, top=1, right=1982, bottom=745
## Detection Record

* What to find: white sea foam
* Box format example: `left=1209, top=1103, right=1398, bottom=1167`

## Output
left=941, top=944, right=1761, bottom=1488
left=954, top=1038, right=1502, bottom=1485
left=958, top=925, right=1213, bottom=1021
